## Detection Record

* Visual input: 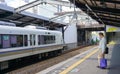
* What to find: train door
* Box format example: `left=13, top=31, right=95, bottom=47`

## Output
left=30, top=34, right=36, bottom=46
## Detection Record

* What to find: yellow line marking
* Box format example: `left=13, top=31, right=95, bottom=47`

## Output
left=59, top=49, right=99, bottom=74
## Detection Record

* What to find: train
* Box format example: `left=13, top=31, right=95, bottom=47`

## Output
left=0, top=25, right=64, bottom=62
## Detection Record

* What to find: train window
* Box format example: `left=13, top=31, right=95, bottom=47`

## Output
left=10, top=35, right=27, bottom=47
left=30, top=35, right=32, bottom=46
left=33, top=35, right=36, bottom=45
left=52, top=36, right=56, bottom=43
left=47, top=36, right=50, bottom=44
left=37, top=35, right=56, bottom=45
left=38, top=35, right=41, bottom=45
left=3, top=35, right=9, bottom=40
left=17, top=35, right=23, bottom=47
left=10, top=35, right=17, bottom=47
left=42, top=35, right=56, bottom=44
left=53, top=36, right=55, bottom=40
left=50, top=36, right=52, bottom=43
left=0, top=35, right=2, bottom=48
left=0, top=35, right=25, bottom=48
left=44, top=36, right=47, bottom=44
left=30, top=34, right=36, bottom=46
left=0, top=34, right=15, bottom=48
left=49, top=36, right=53, bottom=43
left=24, top=35, right=28, bottom=46
left=2, top=35, right=10, bottom=48
left=53, top=36, right=56, bottom=43
left=50, top=36, right=53, bottom=43
left=48, top=36, right=50, bottom=43
left=40, top=35, right=44, bottom=45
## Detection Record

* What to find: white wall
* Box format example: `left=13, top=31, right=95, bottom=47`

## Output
left=64, top=24, right=77, bottom=44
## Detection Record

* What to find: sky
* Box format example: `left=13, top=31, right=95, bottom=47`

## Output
left=5, top=0, right=29, bottom=8
left=5, top=0, right=69, bottom=8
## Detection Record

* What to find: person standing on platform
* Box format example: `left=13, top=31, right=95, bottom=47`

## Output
left=97, top=32, right=106, bottom=68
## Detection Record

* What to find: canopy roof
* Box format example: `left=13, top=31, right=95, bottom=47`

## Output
left=70, top=0, right=120, bottom=27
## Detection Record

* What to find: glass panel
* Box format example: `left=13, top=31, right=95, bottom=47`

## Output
left=30, top=35, right=32, bottom=46
left=17, top=35, right=23, bottom=47
left=2, top=35, right=10, bottom=48
left=0, top=35, right=2, bottom=48
left=33, top=35, right=36, bottom=45
left=38, top=35, right=40, bottom=45
left=30, top=34, right=36, bottom=46
left=53, top=36, right=56, bottom=43
left=44, top=36, right=47, bottom=44
left=42, top=35, right=56, bottom=44
left=0, top=34, right=1, bottom=44
left=50, top=36, right=53, bottom=44
left=24, top=35, right=28, bottom=46
left=10, top=35, right=17, bottom=47
left=3, top=35, right=9, bottom=40
left=41, top=35, right=44, bottom=45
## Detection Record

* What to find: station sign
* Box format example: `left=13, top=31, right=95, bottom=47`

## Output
left=106, top=25, right=120, bottom=32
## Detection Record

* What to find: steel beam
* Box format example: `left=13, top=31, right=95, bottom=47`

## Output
left=54, top=11, right=84, bottom=15
left=93, top=0, right=120, bottom=4
left=15, top=0, right=74, bottom=13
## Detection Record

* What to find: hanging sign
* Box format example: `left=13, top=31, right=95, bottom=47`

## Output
left=106, top=25, right=119, bottom=32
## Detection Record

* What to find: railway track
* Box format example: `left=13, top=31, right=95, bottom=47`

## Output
left=8, top=45, right=96, bottom=74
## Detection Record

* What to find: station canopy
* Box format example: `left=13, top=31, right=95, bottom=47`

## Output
left=69, top=0, right=120, bottom=27
left=0, top=0, right=104, bottom=29
left=0, top=4, right=66, bottom=27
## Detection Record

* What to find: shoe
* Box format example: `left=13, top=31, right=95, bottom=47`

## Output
left=100, top=67, right=106, bottom=69
left=97, top=66, right=100, bottom=68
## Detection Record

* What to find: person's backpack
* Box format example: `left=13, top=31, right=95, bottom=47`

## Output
left=104, top=47, right=109, bottom=54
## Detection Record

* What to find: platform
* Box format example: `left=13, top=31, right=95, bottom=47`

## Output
left=37, top=44, right=120, bottom=74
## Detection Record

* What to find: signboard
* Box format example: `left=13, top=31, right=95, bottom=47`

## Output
left=106, top=25, right=120, bottom=32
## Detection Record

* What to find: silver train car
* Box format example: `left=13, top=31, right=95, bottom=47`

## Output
left=0, top=25, right=64, bottom=62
